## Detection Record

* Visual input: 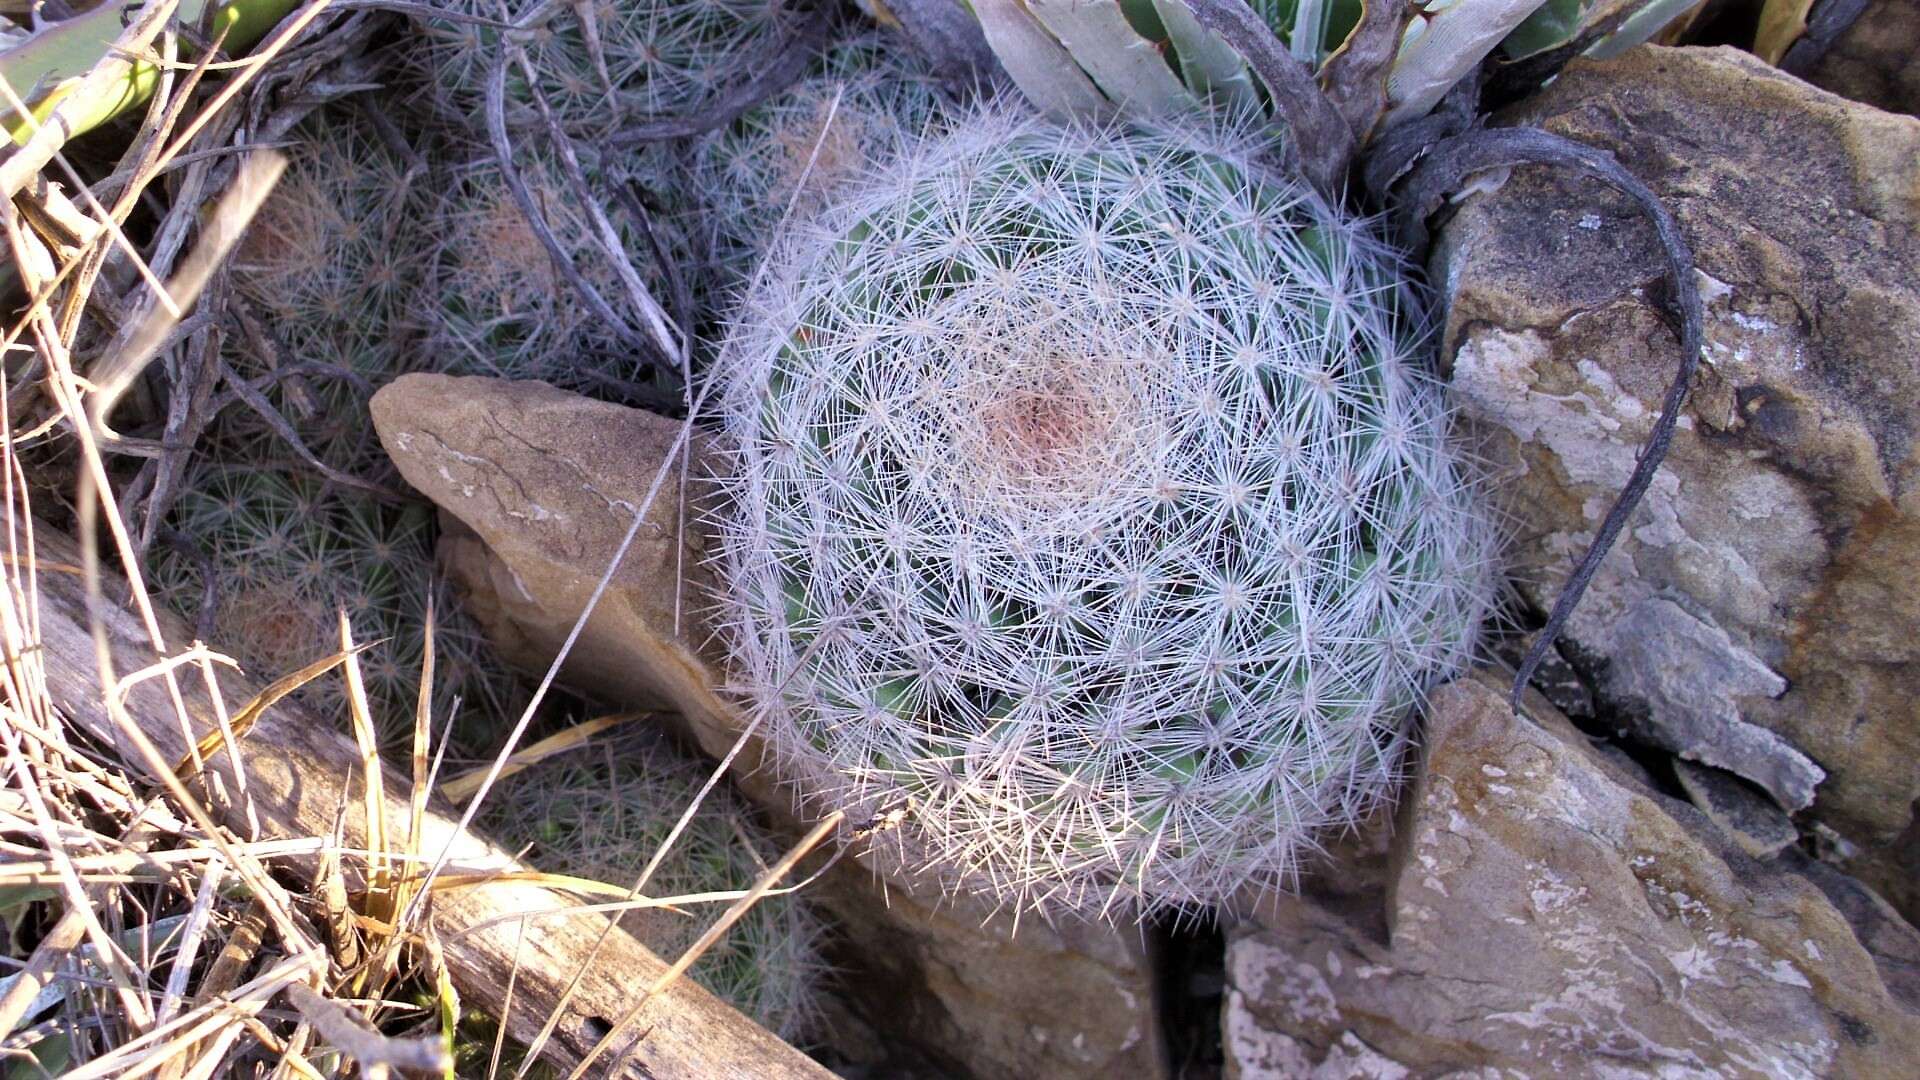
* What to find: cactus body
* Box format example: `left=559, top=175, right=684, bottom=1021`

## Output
left=713, top=109, right=1498, bottom=915
left=148, top=465, right=514, bottom=751
left=478, top=734, right=826, bottom=1040
left=226, top=103, right=433, bottom=470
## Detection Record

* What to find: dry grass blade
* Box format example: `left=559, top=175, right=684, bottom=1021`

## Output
left=21, top=518, right=831, bottom=1077
left=337, top=611, right=392, bottom=917
left=438, top=713, right=637, bottom=804
left=90, top=149, right=288, bottom=421
left=0, top=904, right=86, bottom=1036
left=170, top=640, right=377, bottom=775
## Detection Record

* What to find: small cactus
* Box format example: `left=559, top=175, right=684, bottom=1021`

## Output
left=413, top=0, right=796, bottom=137
left=687, top=31, right=948, bottom=314
left=477, top=733, right=827, bottom=1041
left=418, top=145, right=685, bottom=400
left=225, top=101, right=434, bottom=472
left=712, top=108, right=1498, bottom=916
left=148, top=464, right=516, bottom=751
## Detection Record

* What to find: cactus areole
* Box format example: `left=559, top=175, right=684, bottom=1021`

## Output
left=714, top=110, right=1498, bottom=917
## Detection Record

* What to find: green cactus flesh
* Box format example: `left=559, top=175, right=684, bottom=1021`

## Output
left=714, top=109, right=1498, bottom=916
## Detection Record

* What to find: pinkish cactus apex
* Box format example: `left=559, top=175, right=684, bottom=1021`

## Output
left=711, top=106, right=1501, bottom=918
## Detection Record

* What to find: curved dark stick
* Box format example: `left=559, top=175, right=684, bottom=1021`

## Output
left=1396, top=126, right=1703, bottom=709
left=483, top=50, right=645, bottom=355
left=1180, top=0, right=1356, bottom=199
left=1779, top=0, right=1873, bottom=75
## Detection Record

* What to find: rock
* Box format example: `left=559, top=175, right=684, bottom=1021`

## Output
left=1224, top=673, right=1920, bottom=1078
left=1432, top=46, right=1920, bottom=912
left=371, top=373, right=1169, bottom=1080
left=1674, top=759, right=1800, bottom=859
left=1801, top=0, right=1920, bottom=116
left=369, top=376, right=739, bottom=744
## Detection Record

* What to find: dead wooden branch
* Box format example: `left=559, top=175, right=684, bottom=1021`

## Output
left=25, top=522, right=833, bottom=1080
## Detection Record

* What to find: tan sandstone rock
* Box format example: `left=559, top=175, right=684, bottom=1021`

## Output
left=1433, top=45, right=1920, bottom=913
left=370, top=373, right=1168, bottom=1080
left=1224, top=673, right=1920, bottom=1078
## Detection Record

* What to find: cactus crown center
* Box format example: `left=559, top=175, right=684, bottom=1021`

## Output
left=929, top=296, right=1174, bottom=532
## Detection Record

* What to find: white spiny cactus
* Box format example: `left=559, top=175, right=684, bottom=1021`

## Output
left=712, top=107, right=1498, bottom=916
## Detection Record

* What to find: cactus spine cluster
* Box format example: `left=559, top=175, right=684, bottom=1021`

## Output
left=477, top=734, right=826, bottom=1040
left=713, top=107, right=1498, bottom=916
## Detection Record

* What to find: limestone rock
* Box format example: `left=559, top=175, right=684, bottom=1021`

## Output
left=1433, top=46, right=1920, bottom=910
left=371, top=373, right=1168, bottom=1080
left=1801, top=0, right=1919, bottom=116
left=1224, top=674, right=1920, bottom=1078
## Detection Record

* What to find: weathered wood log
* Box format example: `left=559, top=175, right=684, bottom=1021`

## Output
left=26, top=521, right=832, bottom=1080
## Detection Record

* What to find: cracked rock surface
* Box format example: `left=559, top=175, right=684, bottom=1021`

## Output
left=370, top=372, right=1167, bottom=1080
left=1435, top=45, right=1920, bottom=914
left=1224, top=673, right=1920, bottom=1078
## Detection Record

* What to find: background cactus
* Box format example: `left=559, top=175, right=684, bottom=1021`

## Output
left=713, top=107, right=1499, bottom=916
left=477, top=732, right=827, bottom=1041
left=418, top=144, right=687, bottom=403
left=147, top=464, right=518, bottom=750
left=686, top=31, right=949, bottom=319
left=414, top=0, right=797, bottom=137
left=224, top=100, right=434, bottom=472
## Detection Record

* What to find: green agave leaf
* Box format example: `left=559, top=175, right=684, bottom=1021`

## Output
left=1386, top=0, right=1551, bottom=127
left=1501, top=0, right=1695, bottom=61
left=1026, top=0, right=1199, bottom=116
left=1500, top=0, right=1589, bottom=57
left=1152, top=0, right=1262, bottom=108
left=971, top=0, right=1111, bottom=117
left=1585, top=0, right=1704, bottom=59
left=0, top=0, right=297, bottom=144
left=2, top=1032, right=71, bottom=1080
left=0, top=915, right=189, bottom=1035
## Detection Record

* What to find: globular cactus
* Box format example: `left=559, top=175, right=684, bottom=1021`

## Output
left=418, top=146, right=685, bottom=401
left=147, top=464, right=517, bottom=751
left=686, top=31, right=948, bottom=315
left=414, top=0, right=796, bottom=137
left=712, top=108, right=1499, bottom=916
left=226, top=101, right=433, bottom=471
left=478, top=733, right=827, bottom=1041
